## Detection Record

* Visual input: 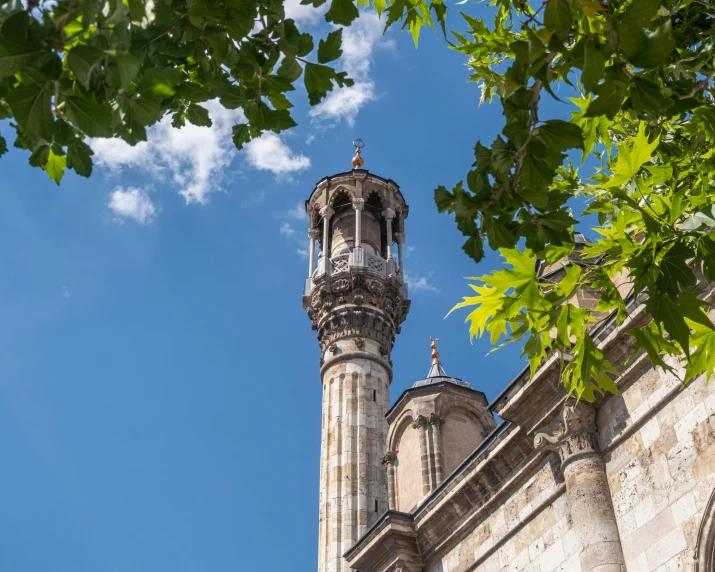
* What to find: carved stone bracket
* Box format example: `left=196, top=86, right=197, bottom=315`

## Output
left=428, top=413, right=445, bottom=426
left=352, top=198, right=365, bottom=211
left=354, top=338, right=364, bottom=350
left=412, top=415, right=428, bottom=429
left=308, top=228, right=320, bottom=239
left=534, top=402, right=600, bottom=468
left=381, top=451, right=397, bottom=465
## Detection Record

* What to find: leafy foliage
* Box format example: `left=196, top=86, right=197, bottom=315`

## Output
left=374, top=0, right=715, bottom=398
left=0, top=0, right=356, bottom=184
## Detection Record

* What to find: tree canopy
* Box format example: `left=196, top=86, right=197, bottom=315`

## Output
left=2, top=0, right=715, bottom=400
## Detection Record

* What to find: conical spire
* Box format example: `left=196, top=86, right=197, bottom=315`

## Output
left=427, top=337, right=449, bottom=378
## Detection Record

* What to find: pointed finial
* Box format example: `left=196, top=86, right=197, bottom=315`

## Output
left=352, top=138, right=365, bottom=169
left=430, top=337, right=440, bottom=365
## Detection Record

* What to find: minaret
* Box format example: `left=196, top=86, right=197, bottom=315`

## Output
left=302, top=141, right=411, bottom=572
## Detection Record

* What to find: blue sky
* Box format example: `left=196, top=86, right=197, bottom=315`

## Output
left=0, top=5, right=567, bottom=571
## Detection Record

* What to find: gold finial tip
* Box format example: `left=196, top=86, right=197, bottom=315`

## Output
left=352, top=138, right=365, bottom=169
left=430, top=337, right=440, bottom=365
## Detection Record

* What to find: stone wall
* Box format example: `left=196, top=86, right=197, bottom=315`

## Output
left=600, top=355, right=715, bottom=571
left=424, top=459, right=574, bottom=572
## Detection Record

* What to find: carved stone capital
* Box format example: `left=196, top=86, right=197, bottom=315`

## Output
left=319, top=205, right=335, bottom=220
left=308, top=228, right=320, bottom=240
left=412, top=415, right=428, bottom=429
left=382, top=208, right=396, bottom=220
left=534, top=402, right=599, bottom=467
left=428, top=412, right=445, bottom=426
left=381, top=451, right=397, bottom=465
left=352, top=198, right=365, bottom=211
left=393, top=232, right=405, bottom=244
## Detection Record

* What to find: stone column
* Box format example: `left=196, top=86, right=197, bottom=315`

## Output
left=352, top=198, right=364, bottom=247
left=350, top=198, right=365, bottom=267
left=413, top=415, right=431, bottom=495
left=318, top=205, right=334, bottom=276
left=383, top=209, right=395, bottom=260
left=429, top=413, right=445, bottom=485
left=382, top=451, right=397, bottom=510
left=534, top=403, right=626, bottom=572
left=308, top=228, right=320, bottom=277
left=394, top=232, right=405, bottom=275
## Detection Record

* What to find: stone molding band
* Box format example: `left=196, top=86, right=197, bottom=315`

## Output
left=320, top=351, right=394, bottom=383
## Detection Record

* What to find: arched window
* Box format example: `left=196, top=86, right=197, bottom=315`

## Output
left=695, top=487, right=715, bottom=571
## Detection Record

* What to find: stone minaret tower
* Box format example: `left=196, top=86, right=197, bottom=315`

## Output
left=302, top=142, right=411, bottom=572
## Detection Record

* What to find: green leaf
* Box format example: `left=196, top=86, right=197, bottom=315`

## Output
left=646, top=292, right=690, bottom=354
left=117, top=53, right=142, bottom=90
left=629, top=77, right=673, bottom=112
left=586, top=79, right=627, bottom=120
left=656, top=242, right=697, bottom=300
left=606, top=122, right=659, bottom=186
left=66, top=45, right=105, bottom=89
left=0, top=133, right=7, bottom=157
left=128, top=97, right=162, bottom=126
left=186, top=104, right=212, bottom=127
left=0, top=12, right=43, bottom=77
left=537, top=120, right=584, bottom=151
left=619, top=0, right=660, bottom=26
left=685, top=322, right=715, bottom=383
left=434, top=185, right=454, bottom=213
left=304, top=62, right=335, bottom=102
left=138, top=67, right=180, bottom=100
left=325, top=0, right=359, bottom=26
left=66, top=96, right=114, bottom=138
left=544, top=0, right=572, bottom=41
left=318, top=29, right=343, bottom=64
left=67, top=139, right=93, bottom=177
left=232, top=124, right=250, bottom=149
left=627, top=323, right=677, bottom=373
left=42, top=145, right=66, bottom=185
left=582, top=43, right=605, bottom=92
left=462, top=235, right=485, bottom=262
left=5, top=83, right=54, bottom=142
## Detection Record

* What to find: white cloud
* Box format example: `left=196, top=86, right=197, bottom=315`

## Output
left=108, top=187, right=157, bottom=225
left=309, top=82, right=376, bottom=127
left=404, top=271, right=440, bottom=293
left=61, top=286, right=70, bottom=299
left=245, top=133, right=311, bottom=175
left=93, top=100, right=245, bottom=205
left=297, top=248, right=310, bottom=258
left=284, top=0, right=327, bottom=25
left=405, top=246, right=416, bottom=258
left=280, top=223, right=298, bottom=237
left=285, top=202, right=308, bottom=221
left=310, top=11, right=393, bottom=126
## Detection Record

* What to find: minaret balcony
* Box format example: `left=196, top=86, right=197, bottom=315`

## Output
left=304, top=252, right=402, bottom=296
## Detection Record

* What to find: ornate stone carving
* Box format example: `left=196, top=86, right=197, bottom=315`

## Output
left=393, top=231, right=405, bottom=244
left=319, top=205, right=335, bottom=220
left=381, top=451, right=397, bottom=465
left=302, top=265, right=410, bottom=355
left=534, top=402, right=600, bottom=467
left=428, top=413, right=445, bottom=426
left=382, top=208, right=396, bottom=220
left=329, top=343, right=338, bottom=354
left=352, top=198, right=365, bottom=210
left=308, top=228, right=320, bottom=239
left=354, top=338, right=364, bottom=350
left=412, top=415, right=428, bottom=429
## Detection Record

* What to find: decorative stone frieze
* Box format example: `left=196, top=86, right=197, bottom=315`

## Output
left=534, top=401, right=599, bottom=468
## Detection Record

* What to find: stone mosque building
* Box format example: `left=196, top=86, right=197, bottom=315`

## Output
left=300, top=145, right=715, bottom=572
